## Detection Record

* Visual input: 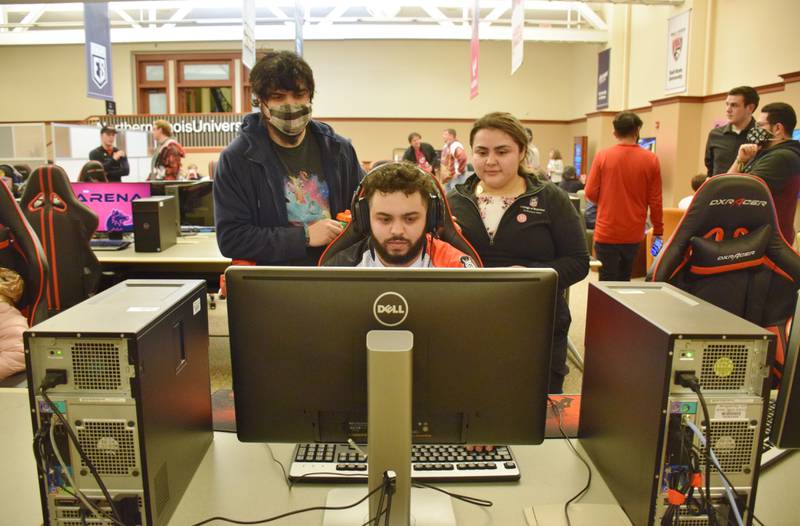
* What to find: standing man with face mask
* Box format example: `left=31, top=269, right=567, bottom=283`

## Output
left=705, top=86, right=759, bottom=176
left=214, top=51, right=364, bottom=265
left=729, top=102, right=800, bottom=242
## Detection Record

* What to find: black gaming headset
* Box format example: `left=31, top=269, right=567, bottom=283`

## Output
left=351, top=162, right=444, bottom=236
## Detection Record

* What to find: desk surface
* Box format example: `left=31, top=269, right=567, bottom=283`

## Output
left=94, top=232, right=230, bottom=265
left=4, top=386, right=798, bottom=526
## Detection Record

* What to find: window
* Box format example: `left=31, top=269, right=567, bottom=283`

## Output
left=177, top=60, right=234, bottom=113
left=136, top=59, right=168, bottom=114
left=136, top=53, right=243, bottom=114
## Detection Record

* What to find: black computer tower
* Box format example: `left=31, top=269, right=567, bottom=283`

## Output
left=133, top=196, right=177, bottom=252
left=580, top=282, right=774, bottom=526
left=25, top=280, right=213, bottom=526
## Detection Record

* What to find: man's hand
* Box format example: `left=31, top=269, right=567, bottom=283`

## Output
left=736, top=144, right=758, bottom=164
left=113, top=150, right=126, bottom=160
left=307, top=219, right=343, bottom=247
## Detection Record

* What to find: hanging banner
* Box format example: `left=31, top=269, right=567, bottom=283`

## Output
left=511, top=0, right=524, bottom=74
left=295, top=0, right=304, bottom=56
left=470, top=0, right=479, bottom=99
left=665, top=10, right=690, bottom=94
left=596, top=48, right=610, bottom=110
left=83, top=3, right=113, bottom=101
left=242, top=0, right=256, bottom=70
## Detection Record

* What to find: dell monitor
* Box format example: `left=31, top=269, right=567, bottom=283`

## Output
left=792, top=129, right=800, bottom=141
left=165, top=181, right=214, bottom=226
left=226, top=267, right=557, bottom=445
left=72, top=182, right=151, bottom=234
left=638, top=137, right=656, bottom=152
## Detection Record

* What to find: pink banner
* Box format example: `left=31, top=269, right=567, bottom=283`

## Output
left=470, top=0, right=479, bottom=99
left=72, top=182, right=151, bottom=233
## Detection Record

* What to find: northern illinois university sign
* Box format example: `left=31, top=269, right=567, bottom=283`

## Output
left=94, top=113, right=249, bottom=149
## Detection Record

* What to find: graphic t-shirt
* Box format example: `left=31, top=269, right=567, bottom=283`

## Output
left=274, top=134, right=331, bottom=226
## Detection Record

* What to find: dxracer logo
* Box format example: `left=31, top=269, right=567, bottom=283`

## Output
left=373, top=291, right=408, bottom=327
left=708, top=198, right=767, bottom=207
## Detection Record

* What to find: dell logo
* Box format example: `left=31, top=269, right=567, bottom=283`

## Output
left=373, top=292, right=409, bottom=327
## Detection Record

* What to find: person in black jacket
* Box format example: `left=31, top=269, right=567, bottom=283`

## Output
left=214, top=51, right=364, bottom=265
left=448, top=112, right=589, bottom=393
left=402, top=132, right=437, bottom=175
left=558, top=165, right=584, bottom=194
left=88, top=126, right=129, bottom=182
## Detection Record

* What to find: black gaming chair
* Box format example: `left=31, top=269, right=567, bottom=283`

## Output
left=20, top=165, right=101, bottom=315
left=649, top=174, right=800, bottom=379
left=0, top=178, right=48, bottom=327
left=318, top=162, right=482, bottom=266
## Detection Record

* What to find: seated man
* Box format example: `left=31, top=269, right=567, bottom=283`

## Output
left=323, top=162, right=477, bottom=268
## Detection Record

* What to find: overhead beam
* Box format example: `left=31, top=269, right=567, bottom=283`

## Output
left=574, top=2, right=607, bottom=30
left=317, top=3, right=350, bottom=25
left=111, top=7, right=142, bottom=29
left=420, top=5, right=454, bottom=28
left=12, top=6, right=45, bottom=33
left=480, top=5, right=508, bottom=28
left=163, top=6, right=192, bottom=29
left=0, top=24, right=608, bottom=45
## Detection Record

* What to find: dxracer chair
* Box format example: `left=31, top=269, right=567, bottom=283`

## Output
left=649, top=174, right=800, bottom=380
left=318, top=163, right=482, bottom=267
left=0, top=177, right=48, bottom=327
left=20, top=165, right=101, bottom=315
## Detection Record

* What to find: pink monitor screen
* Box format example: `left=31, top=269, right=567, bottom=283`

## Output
left=72, top=182, right=151, bottom=233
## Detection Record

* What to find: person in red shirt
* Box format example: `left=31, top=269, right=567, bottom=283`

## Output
left=585, top=111, right=663, bottom=281
left=401, top=132, right=436, bottom=175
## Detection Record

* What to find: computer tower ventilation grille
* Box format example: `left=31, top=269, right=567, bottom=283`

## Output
left=71, top=342, right=122, bottom=391
left=676, top=513, right=711, bottom=526
left=77, top=420, right=138, bottom=475
left=700, top=420, right=755, bottom=473
left=699, top=343, right=748, bottom=390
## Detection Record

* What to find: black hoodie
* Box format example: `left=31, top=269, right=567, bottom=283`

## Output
left=746, top=139, right=800, bottom=241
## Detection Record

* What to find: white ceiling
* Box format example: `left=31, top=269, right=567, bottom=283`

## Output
left=0, top=1, right=683, bottom=45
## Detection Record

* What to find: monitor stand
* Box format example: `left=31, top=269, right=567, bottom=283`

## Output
left=108, top=231, right=124, bottom=241
left=322, top=330, right=456, bottom=526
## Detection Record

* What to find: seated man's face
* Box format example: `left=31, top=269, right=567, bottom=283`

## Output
left=411, top=136, right=422, bottom=150
left=369, top=191, right=428, bottom=266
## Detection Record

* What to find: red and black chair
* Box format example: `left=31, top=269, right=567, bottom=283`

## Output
left=20, top=165, right=101, bottom=315
left=649, top=174, right=800, bottom=380
left=0, top=178, right=48, bottom=327
left=318, top=163, right=482, bottom=266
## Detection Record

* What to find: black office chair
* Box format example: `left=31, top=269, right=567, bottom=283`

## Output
left=0, top=176, right=48, bottom=327
left=649, top=174, right=800, bottom=380
left=21, top=165, right=101, bottom=315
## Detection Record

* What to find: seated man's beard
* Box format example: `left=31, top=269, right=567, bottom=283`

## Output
left=372, top=234, right=426, bottom=266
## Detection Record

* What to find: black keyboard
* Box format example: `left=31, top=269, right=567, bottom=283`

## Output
left=90, top=239, right=131, bottom=251
left=289, top=443, right=520, bottom=483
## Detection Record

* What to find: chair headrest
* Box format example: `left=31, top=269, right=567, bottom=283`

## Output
left=318, top=162, right=483, bottom=266
left=0, top=179, right=48, bottom=326
left=21, top=164, right=99, bottom=234
left=651, top=174, right=797, bottom=282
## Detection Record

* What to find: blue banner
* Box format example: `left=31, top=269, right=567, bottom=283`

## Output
left=84, top=3, right=113, bottom=101
left=597, top=48, right=610, bottom=110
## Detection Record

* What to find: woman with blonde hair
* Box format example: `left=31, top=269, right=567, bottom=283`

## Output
left=447, top=112, right=589, bottom=393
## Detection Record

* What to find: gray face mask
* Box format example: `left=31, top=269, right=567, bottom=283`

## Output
left=264, top=103, right=312, bottom=136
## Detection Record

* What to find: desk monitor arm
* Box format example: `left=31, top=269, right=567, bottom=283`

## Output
left=323, top=330, right=456, bottom=526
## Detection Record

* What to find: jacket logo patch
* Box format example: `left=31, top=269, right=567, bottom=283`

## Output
left=516, top=213, right=527, bottom=223
left=460, top=256, right=477, bottom=268
left=529, top=197, right=538, bottom=207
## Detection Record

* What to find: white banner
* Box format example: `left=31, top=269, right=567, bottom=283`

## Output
left=242, top=0, right=256, bottom=70
left=511, top=0, right=524, bottom=74
left=665, top=9, right=690, bottom=94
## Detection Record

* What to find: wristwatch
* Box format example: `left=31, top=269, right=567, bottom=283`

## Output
left=303, top=224, right=310, bottom=246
